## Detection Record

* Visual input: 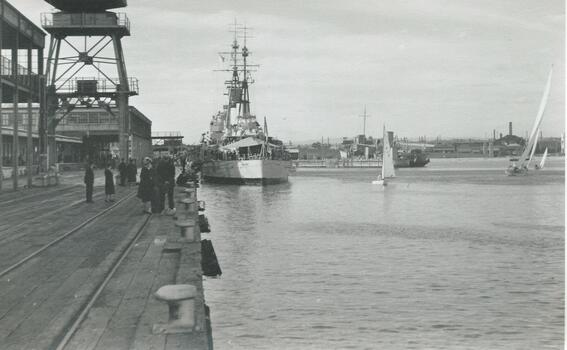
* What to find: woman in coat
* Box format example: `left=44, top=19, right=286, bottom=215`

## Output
left=84, top=162, right=94, bottom=203
left=104, top=164, right=115, bottom=202
left=137, top=157, right=154, bottom=214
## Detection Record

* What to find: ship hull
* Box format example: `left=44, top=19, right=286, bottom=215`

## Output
left=202, top=159, right=290, bottom=185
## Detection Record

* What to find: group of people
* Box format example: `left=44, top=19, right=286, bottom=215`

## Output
left=137, top=155, right=177, bottom=215
left=83, top=158, right=138, bottom=204
left=83, top=154, right=195, bottom=214
left=83, top=162, right=119, bottom=203
left=117, top=159, right=138, bottom=186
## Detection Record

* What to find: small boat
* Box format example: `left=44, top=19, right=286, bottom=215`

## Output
left=373, top=125, right=395, bottom=185
left=506, top=67, right=553, bottom=176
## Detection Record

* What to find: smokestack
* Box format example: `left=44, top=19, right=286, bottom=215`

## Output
left=493, top=129, right=496, bottom=140
left=500, top=133, right=503, bottom=139
left=509, top=122, right=513, bottom=136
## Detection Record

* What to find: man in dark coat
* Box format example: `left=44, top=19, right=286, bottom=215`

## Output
left=118, top=158, right=127, bottom=186
left=137, top=157, right=154, bottom=214
left=157, top=155, right=176, bottom=215
left=84, top=162, right=95, bottom=203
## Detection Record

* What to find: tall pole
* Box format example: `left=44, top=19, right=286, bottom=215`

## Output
left=359, top=105, right=371, bottom=137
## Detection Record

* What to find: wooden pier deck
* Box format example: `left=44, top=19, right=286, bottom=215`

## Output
left=0, top=173, right=212, bottom=349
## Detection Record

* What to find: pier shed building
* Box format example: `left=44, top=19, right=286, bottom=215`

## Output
left=56, top=105, right=152, bottom=165
left=1, top=0, right=46, bottom=189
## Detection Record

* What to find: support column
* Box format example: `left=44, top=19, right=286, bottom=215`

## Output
left=112, top=34, right=129, bottom=162
left=12, top=25, right=19, bottom=190
left=27, top=44, right=33, bottom=187
left=0, top=0, right=4, bottom=191
left=38, top=43, right=46, bottom=172
left=46, top=38, right=61, bottom=168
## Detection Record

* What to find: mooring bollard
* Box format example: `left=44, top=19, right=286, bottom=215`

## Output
left=153, top=284, right=198, bottom=334
left=183, top=188, right=197, bottom=202
left=175, top=220, right=196, bottom=241
left=179, top=197, right=196, bottom=212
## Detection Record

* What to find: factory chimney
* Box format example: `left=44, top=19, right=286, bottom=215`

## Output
left=508, top=122, right=513, bottom=136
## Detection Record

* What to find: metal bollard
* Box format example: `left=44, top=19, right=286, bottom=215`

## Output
left=179, top=197, right=196, bottom=212
left=175, top=220, right=196, bottom=241
left=183, top=188, right=196, bottom=202
left=153, top=284, right=198, bottom=334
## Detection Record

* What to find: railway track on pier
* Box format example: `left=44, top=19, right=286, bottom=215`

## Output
left=0, top=190, right=154, bottom=349
left=0, top=184, right=83, bottom=207
left=0, top=191, right=137, bottom=278
left=51, top=212, right=152, bottom=350
left=0, top=186, right=89, bottom=225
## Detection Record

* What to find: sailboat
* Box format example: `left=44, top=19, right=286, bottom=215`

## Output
left=373, top=125, right=396, bottom=185
left=505, top=67, right=553, bottom=176
left=535, top=148, right=548, bottom=170
left=526, top=129, right=541, bottom=169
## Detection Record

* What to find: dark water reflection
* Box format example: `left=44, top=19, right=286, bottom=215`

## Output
left=201, top=157, right=564, bottom=350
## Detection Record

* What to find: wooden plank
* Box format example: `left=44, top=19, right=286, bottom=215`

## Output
left=129, top=251, right=178, bottom=350
left=0, top=195, right=143, bottom=349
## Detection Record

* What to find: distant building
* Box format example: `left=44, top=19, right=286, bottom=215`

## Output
left=56, top=106, right=152, bottom=165
left=1, top=107, right=82, bottom=165
left=152, top=131, right=184, bottom=157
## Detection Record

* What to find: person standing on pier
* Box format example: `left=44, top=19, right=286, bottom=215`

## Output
left=84, top=162, right=95, bottom=203
left=138, top=157, right=154, bottom=214
left=104, top=164, right=115, bottom=202
left=157, top=154, right=176, bottom=215
left=118, top=158, right=127, bottom=186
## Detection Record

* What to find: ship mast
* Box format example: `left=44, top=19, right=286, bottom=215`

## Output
left=240, top=25, right=251, bottom=118
left=216, top=21, right=258, bottom=137
left=226, top=20, right=241, bottom=135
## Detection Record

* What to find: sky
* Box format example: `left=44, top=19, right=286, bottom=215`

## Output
left=13, top=0, right=566, bottom=144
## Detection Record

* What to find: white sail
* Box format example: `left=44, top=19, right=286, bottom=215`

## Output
left=382, top=125, right=396, bottom=178
left=526, top=129, right=541, bottom=168
left=518, top=68, right=553, bottom=168
left=539, top=148, right=548, bottom=169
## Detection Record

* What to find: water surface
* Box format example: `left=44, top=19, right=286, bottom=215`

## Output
left=202, top=157, right=564, bottom=350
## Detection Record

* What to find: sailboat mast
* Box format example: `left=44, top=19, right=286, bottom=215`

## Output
left=527, top=129, right=540, bottom=168
left=519, top=67, right=553, bottom=166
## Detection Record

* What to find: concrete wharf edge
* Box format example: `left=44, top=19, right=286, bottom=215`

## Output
left=64, top=185, right=212, bottom=350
